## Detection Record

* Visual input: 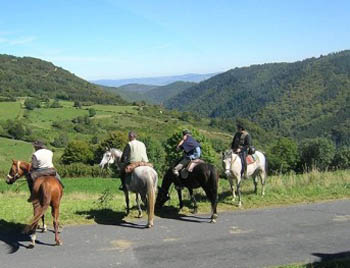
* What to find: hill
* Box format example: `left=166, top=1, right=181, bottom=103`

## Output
left=92, top=72, right=219, bottom=87
left=103, top=81, right=195, bottom=104
left=0, top=54, right=126, bottom=104
left=166, top=51, right=350, bottom=146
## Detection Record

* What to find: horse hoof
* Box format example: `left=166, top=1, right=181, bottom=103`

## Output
left=137, top=213, right=142, bottom=218
left=210, top=219, right=216, bottom=223
left=27, top=244, right=34, bottom=249
left=56, top=240, right=63, bottom=246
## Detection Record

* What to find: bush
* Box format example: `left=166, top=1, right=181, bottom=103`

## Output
left=332, top=147, right=350, bottom=170
left=164, top=127, right=217, bottom=166
left=61, top=140, right=94, bottom=165
left=88, top=108, right=96, bottom=117
left=94, top=131, right=128, bottom=163
left=268, top=137, right=299, bottom=174
left=299, top=138, right=336, bottom=171
left=142, top=136, right=167, bottom=175
left=56, top=163, right=104, bottom=178
left=51, top=134, right=69, bottom=148
left=24, top=98, right=41, bottom=110
left=50, top=100, right=62, bottom=108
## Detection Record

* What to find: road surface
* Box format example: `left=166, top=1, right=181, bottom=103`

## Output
left=1, top=199, right=350, bottom=268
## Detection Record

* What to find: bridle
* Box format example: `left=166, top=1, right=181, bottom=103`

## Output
left=7, top=161, right=22, bottom=182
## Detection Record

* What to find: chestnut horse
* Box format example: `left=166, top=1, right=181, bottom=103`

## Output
left=6, top=160, right=63, bottom=247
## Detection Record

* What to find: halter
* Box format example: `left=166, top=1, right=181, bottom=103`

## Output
left=7, top=161, right=21, bottom=181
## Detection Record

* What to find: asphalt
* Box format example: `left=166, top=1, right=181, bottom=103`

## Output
left=1, top=199, right=350, bottom=268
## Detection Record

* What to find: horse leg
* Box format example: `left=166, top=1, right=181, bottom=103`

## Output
left=237, top=176, right=242, bottom=207
left=52, top=204, right=62, bottom=246
left=189, top=188, right=198, bottom=214
left=253, top=174, right=258, bottom=195
left=260, top=171, right=266, bottom=196
left=27, top=202, right=41, bottom=248
left=136, top=193, right=143, bottom=218
left=41, top=215, right=47, bottom=233
left=177, top=189, right=183, bottom=209
left=124, top=189, right=130, bottom=215
left=227, top=176, right=236, bottom=202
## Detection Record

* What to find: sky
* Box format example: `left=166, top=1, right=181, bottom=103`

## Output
left=0, top=0, right=349, bottom=80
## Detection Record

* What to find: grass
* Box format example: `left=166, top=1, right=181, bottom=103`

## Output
left=0, top=170, right=349, bottom=229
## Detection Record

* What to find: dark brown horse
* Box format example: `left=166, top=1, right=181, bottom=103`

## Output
left=156, top=163, right=219, bottom=223
left=6, top=160, right=63, bottom=247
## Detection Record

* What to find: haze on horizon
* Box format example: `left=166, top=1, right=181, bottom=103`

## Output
left=0, top=0, right=349, bottom=80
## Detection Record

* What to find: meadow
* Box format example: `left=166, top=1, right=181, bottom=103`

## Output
left=1, top=169, right=349, bottom=229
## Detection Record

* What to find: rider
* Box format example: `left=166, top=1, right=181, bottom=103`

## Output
left=28, top=140, right=64, bottom=202
left=120, top=131, right=149, bottom=191
left=231, top=123, right=251, bottom=178
left=173, top=130, right=201, bottom=187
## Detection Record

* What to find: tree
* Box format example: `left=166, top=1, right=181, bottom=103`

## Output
left=88, top=108, right=96, bottom=117
left=24, top=98, right=41, bottom=110
left=299, top=138, right=336, bottom=171
left=268, top=137, right=299, bottom=174
left=142, top=136, right=166, bottom=175
left=94, top=131, right=128, bottom=163
left=332, top=147, right=350, bottom=170
left=164, top=127, right=217, bottom=166
left=61, top=140, right=94, bottom=165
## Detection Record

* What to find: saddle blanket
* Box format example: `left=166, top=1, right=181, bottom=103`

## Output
left=125, top=162, right=153, bottom=173
left=246, top=154, right=257, bottom=165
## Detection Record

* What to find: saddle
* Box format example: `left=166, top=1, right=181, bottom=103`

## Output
left=246, top=154, right=257, bottom=165
left=30, top=168, right=57, bottom=180
left=180, top=159, right=204, bottom=178
left=125, top=162, right=153, bottom=174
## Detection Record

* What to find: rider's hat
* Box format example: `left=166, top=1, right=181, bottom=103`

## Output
left=182, top=129, right=191, bottom=136
left=32, top=140, right=46, bottom=149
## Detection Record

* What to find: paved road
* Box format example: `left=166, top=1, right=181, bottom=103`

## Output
left=1, top=200, right=350, bottom=268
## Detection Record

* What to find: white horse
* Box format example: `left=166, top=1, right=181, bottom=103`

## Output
left=222, top=150, right=267, bottom=207
left=99, top=148, right=158, bottom=228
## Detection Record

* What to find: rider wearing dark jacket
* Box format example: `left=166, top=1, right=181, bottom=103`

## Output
left=173, top=130, right=201, bottom=178
left=231, top=123, right=252, bottom=177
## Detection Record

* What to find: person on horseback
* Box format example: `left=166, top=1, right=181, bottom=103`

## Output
left=173, top=130, right=201, bottom=188
left=120, top=131, right=149, bottom=191
left=28, top=140, right=63, bottom=202
left=231, top=123, right=252, bottom=178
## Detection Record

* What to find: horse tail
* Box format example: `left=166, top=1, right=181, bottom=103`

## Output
left=263, top=153, right=268, bottom=178
left=26, top=181, right=51, bottom=232
left=146, top=168, right=157, bottom=227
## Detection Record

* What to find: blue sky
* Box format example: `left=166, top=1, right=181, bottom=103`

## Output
left=1, top=0, right=349, bottom=80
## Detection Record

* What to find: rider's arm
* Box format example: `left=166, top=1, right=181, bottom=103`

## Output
left=176, top=134, right=188, bottom=150
left=121, top=144, right=131, bottom=163
left=31, top=155, right=39, bottom=170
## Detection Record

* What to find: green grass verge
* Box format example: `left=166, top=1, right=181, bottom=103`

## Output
left=0, top=170, right=349, bottom=229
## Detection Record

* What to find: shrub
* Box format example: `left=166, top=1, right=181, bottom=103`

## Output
left=56, top=163, right=104, bottom=178
left=332, top=147, right=350, bottom=170
left=164, top=127, right=217, bottom=166
left=94, top=131, right=128, bottom=163
left=299, top=138, right=336, bottom=171
left=61, top=140, right=94, bottom=165
left=24, top=98, right=41, bottom=110
left=51, top=134, right=69, bottom=148
left=268, top=137, right=299, bottom=174
left=88, top=108, right=96, bottom=117
left=142, top=136, right=167, bottom=175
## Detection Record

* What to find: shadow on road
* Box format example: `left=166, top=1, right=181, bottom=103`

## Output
left=308, top=251, right=350, bottom=267
left=75, top=208, right=148, bottom=229
left=0, top=220, right=30, bottom=254
left=155, top=205, right=212, bottom=223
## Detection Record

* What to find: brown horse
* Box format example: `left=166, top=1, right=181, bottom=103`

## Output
left=6, top=160, right=63, bottom=247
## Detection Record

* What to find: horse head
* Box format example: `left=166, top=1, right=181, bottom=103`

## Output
left=99, top=150, right=115, bottom=169
left=222, top=149, right=233, bottom=177
left=6, top=160, right=28, bottom=184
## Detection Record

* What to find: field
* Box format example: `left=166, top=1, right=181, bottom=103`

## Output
left=1, top=170, right=349, bottom=229
left=0, top=100, right=230, bottom=174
